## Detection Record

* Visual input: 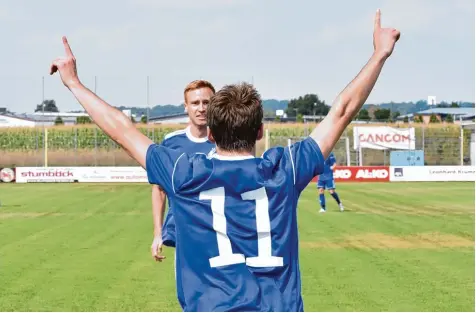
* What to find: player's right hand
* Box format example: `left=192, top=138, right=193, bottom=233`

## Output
left=151, top=235, right=166, bottom=262
left=373, top=9, right=400, bottom=59
left=50, top=36, right=81, bottom=89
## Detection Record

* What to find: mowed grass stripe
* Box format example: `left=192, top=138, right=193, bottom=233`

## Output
left=300, top=249, right=474, bottom=311
left=0, top=182, right=474, bottom=311
left=297, top=183, right=474, bottom=240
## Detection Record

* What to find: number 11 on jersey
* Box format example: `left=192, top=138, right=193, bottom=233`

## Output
left=200, top=187, right=283, bottom=268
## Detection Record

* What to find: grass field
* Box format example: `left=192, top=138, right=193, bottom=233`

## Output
left=0, top=182, right=474, bottom=311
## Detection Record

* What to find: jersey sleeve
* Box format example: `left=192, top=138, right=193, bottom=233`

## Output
left=145, top=143, right=187, bottom=194
left=289, top=137, right=325, bottom=193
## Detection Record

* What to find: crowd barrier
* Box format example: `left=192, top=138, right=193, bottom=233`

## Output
left=1, top=166, right=474, bottom=184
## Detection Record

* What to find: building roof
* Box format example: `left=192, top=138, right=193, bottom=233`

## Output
left=0, top=113, right=36, bottom=122
left=397, top=107, right=475, bottom=120
left=415, top=107, right=474, bottom=116
left=149, top=113, right=188, bottom=121
left=11, top=113, right=78, bottom=123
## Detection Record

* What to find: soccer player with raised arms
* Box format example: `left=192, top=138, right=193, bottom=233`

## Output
left=50, top=9, right=399, bottom=311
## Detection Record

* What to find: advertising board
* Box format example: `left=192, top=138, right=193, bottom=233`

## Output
left=312, top=166, right=390, bottom=183
left=390, top=166, right=475, bottom=182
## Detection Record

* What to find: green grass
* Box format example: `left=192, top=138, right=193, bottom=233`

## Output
left=0, top=182, right=474, bottom=311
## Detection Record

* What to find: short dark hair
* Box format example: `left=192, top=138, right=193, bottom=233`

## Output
left=207, top=82, right=263, bottom=152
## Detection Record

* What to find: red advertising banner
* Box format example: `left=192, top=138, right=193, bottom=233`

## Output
left=312, top=166, right=390, bottom=182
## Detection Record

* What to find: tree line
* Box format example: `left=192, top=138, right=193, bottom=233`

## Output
left=34, top=95, right=470, bottom=125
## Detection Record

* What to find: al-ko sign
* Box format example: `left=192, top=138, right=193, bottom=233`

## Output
left=312, top=166, right=390, bottom=182
left=354, top=126, right=415, bottom=150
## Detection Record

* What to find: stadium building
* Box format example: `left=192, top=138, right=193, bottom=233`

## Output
left=397, top=107, right=475, bottom=124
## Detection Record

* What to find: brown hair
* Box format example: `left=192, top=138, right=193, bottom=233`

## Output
left=183, top=80, right=216, bottom=103
left=207, top=82, right=263, bottom=152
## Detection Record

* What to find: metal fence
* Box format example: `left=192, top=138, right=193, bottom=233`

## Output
left=273, top=123, right=474, bottom=167
left=0, top=123, right=473, bottom=167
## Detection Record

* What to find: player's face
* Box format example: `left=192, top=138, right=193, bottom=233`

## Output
left=184, top=87, right=214, bottom=127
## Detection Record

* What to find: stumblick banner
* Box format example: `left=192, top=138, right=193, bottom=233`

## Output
left=354, top=126, right=415, bottom=150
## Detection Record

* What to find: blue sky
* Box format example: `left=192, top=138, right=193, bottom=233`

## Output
left=0, top=0, right=474, bottom=113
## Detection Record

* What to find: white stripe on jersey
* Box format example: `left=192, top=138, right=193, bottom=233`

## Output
left=164, top=128, right=187, bottom=140
left=171, top=153, right=186, bottom=193
left=288, top=145, right=296, bottom=185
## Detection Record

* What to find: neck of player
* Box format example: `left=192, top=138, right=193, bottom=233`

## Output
left=215, top=147, right=255, bottom=157
left=189, top=124, right=208, bottom=139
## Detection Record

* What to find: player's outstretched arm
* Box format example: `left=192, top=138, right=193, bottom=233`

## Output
left=310, top=9, right=400, bottom=159
left=50, top=37, right=153, bottom=168
left=151, top=185, right=166, bottom=262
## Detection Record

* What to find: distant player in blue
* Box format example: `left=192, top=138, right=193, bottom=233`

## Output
left=52, top=14, right=399, bottom=311
left=150, top=80, right=216, bottom=263
left=318, top=152, right=344, bottom=213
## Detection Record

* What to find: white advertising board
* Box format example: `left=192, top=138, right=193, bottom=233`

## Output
left=390, top=166, right=475, bottom=182
left=15, top=167, right=149, bottom=183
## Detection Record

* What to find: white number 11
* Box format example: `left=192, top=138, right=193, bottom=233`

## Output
left=200, top=187, right=283, bottom=268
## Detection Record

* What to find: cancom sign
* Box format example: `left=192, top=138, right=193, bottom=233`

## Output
left=354, top=126, right=415, bottom=150
left=313, top=166, right=390, bottom=182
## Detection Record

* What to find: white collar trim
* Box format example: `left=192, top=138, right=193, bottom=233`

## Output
left=185, top=126, right=208, bottom=143
left=210, top=153, right=255, bottom=161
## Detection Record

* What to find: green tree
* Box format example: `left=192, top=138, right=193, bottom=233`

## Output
left=285, top=94, right=329, bottom=117
left=141, top=115, right=148, bottom=124
left=373, top=108, right=391, bottom=121
left=429, top=113, right=440, bottom=123
left=403, top=116, right=409, bottom=123
left=35, top=100, right=59, bottom=113
left=444, top=114, right=454, bottom=123
left=54, top=116, right=64, bottom=125
left=296, top=113, right=304, bottom=123
left=392, top=111, right=401, bottom=120
left=414, top=115, right=423, bottom=123
left=356, top=109, right=371, bottom=121
left=450, top=102, right=459, bottom=108
left=76, top=116, right=92, bottom=124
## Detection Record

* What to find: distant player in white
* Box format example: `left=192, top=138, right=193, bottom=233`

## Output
left=150, top=80, right=216, bottom=262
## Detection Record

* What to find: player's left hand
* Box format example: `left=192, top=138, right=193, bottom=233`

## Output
left=373, top=9, right=400, bottom=59
left=50, top=36, right=81, bottom=89
left=151, top=235, right=166, bottom=262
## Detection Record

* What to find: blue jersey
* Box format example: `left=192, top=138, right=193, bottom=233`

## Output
left=146, top=137, right=324, bottom=311
left=318, top=152, right=336, bottom=181
left=160, top=127, right=215, bottom=247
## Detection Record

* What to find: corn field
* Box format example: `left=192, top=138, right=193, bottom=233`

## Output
left=0, top=123, right=472, bottom=167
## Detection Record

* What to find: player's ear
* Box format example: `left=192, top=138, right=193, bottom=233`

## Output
left=207, top=128, right=216, bottom=143
left=256, top=123, right=264, bottom=141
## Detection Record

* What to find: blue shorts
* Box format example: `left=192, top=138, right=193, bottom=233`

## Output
left=317, top=178, right=336, bottom=190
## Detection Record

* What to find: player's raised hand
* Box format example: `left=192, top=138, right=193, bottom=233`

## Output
left=373, top=9, right=400, bottom=59
left=50, top=36, right=81, bottom=88
left=151, top=235, right=166, bottom=262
